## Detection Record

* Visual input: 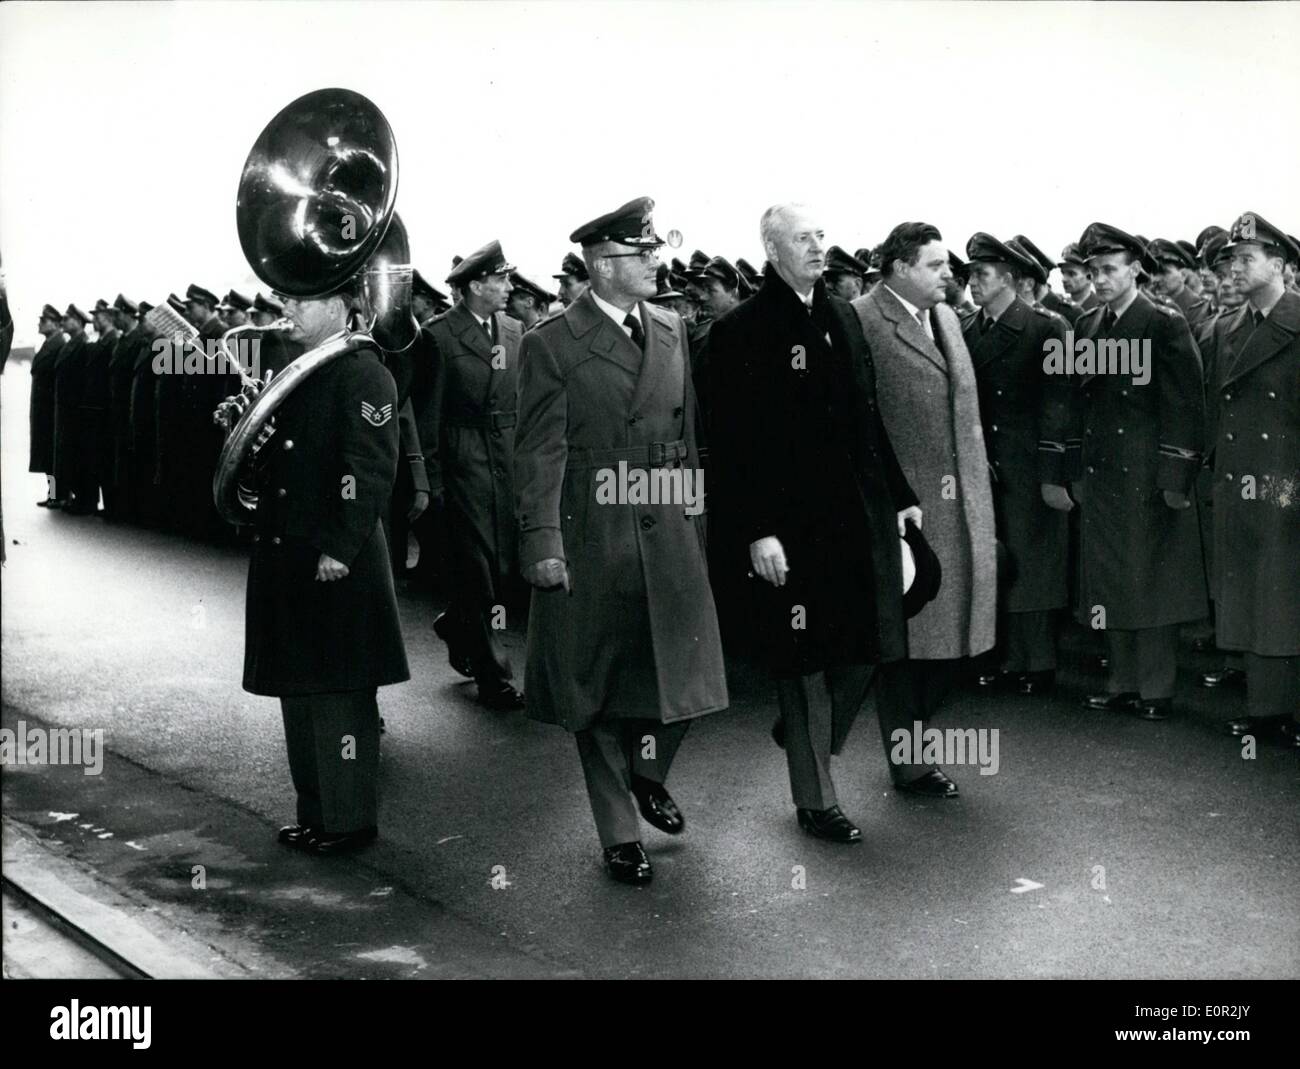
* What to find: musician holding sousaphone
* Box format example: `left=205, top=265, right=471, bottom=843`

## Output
left=211, top=89, right=412, bottom=855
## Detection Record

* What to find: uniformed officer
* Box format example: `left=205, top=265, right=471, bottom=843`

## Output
left=1195, top=226, right=1228, bottom=307
left=250, top=292, right=286, bottom=327
left=946, top=250, right=978, bottom=317
left=426, top=241, right=526, bottom=709
left=30, top=304, right=66, bottom=507
left=52, top=304, right=92, bottom=513
left=824, top=246, right=868, bottom=301
left=1148, top=239, right=1213, bottom=329
left=963, top=234, right=1072, bottom=694
left=187, top=283, right=236, bottom=539
left=1014, top=234, right=1081, bottom=325
left=1006, top=238, right=1072, bottom=331
left=77, top=299, right=119, bottom=516
left=106, top=295, right=144, bottom=522
left=506, top=271, right=551, bottom=329
left=552, top=251, right=590, bottom=308
left=219, top=290, right=253, bottom=328
left=514, top=196, right=727, bottom=883
left=1204, top=213, right=1299, bottom=749
left=226, top=278, right=408, bottom=854
left=1067, top=223, right=1208, bottom=720
left=1057, top=242, right=1100, bottom=314
left=128, top=302, right=162, bottom=526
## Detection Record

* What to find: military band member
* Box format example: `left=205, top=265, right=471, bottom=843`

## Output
left=710, top=204, right=920, bottom=842
left=227, top=279, right=408, bottom=854
left=514, top=197, right=727, bottom=883
left=1149, top=238, right=1212, bottom=328
left=52, top=305, right=91, bottom=512
left=77, top=299, right=118, bottom=516
left=166, top=293, right=191, bottom=323
left=1057, top=242, right=1099, bottom=314
left=1068, top=223, right=1208, bottom=721
left=854, top=222, right=996, bottom=797
left=219, top=289, right=253, bottom=328
left=1206, top=214, right=1299, bottom=749
left=824, top=246, right=867, bottom=301
left=250, top=292, right=286, bottom=327
left=30, top=304, right=66, bottom=507
left=963, top=234, right=1071, bottom=694
left=187, top=283, right=235, bottom=539
left=551, top=251, right=589, bottom=308
left=426, top=241, right=526, bottom=709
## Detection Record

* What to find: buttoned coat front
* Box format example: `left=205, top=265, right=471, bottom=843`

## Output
left=514, top=290, right=727, bottom=731
left=1205, top=293, right=1299, bottom=656
left=853, top=283, right=998, bottom=660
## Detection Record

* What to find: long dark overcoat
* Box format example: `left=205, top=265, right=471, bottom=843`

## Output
left=514, top=290, right=727, bottom=731
left=29, top=332, right=64, bottom=473
left=52, top=331, right=89, bottom=488
left=1071, top=291, right=1208, bottom=629
left=707, top=271, right=917, bottom=677
left=1205, top=293, right=1299, bottom=656
left=242, top=346, right=409, bottom=696
left=962, top=296, right=1071, bottom=612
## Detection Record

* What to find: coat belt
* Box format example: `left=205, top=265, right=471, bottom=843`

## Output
left=568, top=439, right=689, bottom=470
left=446, top=410, right=517, bottom=431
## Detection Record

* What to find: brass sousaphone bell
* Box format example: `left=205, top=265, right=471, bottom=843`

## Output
left=212, top=87, right=413, bottom=525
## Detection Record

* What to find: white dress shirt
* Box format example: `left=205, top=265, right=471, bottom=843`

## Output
left=590, top=290, right=643, bottom=338
left=884, top=284, right=934, bottom=340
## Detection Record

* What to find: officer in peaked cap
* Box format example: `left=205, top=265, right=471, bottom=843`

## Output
left=961, top=232, right=1072, bottom=695
left=647, top=262, right=687, bottom=306
left=251, top=292, right=286, bottom=327
left=52, top=305, right=93, bottom=511
left=410, top=270, right=450, bottom=322
left=945, top=250, right=977, bottom=317
left=78, top=298, right=121, bottom=516
left=220, top=289, right=253, bottom=328
left=506, top=271, right=554, bottom=329
left=1198, top=211, right=1300, bottom=747
left=698, top=256, right=745, bottom=320
left=426, top=239, right=526, bottom=710
left=552, top=251, right=590, bottom=308
left=735, top=257, right=763, bottom=297
left=185, top=282, right=236, bottom=539
left=1070, top=221, right=1208, bottom=721
left=1058, top=242, right=1099, bottom=313
left=106, top=295, right=146, bottom=521
left=1148, top=238, right=1212, bottom=328
left=515, top=195, right=726, bottom=884
left=1013, top=234, right=1079, bottom=324
left=824, top=246, right=869, bottom=301
left=30, top=303, right=68, bottom=504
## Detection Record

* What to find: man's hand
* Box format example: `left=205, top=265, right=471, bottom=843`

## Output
left=749, top=536, right=789, bottom=587
left=316, top=554, right=349, bottom=581
left=897, top=505, right=922, bottom=534
left=524, top=557, right=570, bottom=592
left=1070, top=480, right=1086, bottom=505
left=407, top=490, right=430, bottom=522
left=1041, top=483, right=1074, bottom=512
left=1162, top=489, right=1191, bottom=510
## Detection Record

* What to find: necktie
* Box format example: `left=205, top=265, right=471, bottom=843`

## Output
left=624, top=312, right=644, bottom=349
left=1102, top=307, right=1117, bottom=331
left=1253, top=308, right=1265, bottom=328
left=481, top=316, right=493, bottom=345
left=980, top=314, right=994, bottom=335
left=915, top=308, right=930, bottom=339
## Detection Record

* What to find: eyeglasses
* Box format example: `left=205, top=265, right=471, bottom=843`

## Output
left=601, top=249, right=660, bottom=263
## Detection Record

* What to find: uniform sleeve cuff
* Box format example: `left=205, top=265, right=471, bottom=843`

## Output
left=521, top=527, right=565, bottom=568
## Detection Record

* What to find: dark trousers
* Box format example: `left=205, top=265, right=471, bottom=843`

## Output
left=776, top=665, right=873, bottom=810
left=1245, top=653, right=1300, bottom=722
left=874, top=657, right=961, bottom=782
left=280, top=690, right=380, bottom=834
left=575, top=720, right=690, bottom=847
left=1106, top=624, right=1178, bottom=700
left=1003, top=610, right=1057, bottom=672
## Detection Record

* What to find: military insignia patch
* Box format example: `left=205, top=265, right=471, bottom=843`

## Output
left=360, top=401, right=393, bottom=426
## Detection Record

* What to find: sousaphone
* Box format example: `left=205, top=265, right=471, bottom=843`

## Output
left=210, top=87, right=413, bottom=525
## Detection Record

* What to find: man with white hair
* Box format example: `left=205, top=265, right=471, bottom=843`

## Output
left=709, top=204, right=921, bottom=842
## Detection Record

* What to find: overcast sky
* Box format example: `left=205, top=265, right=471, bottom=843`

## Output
left=2, top=0, right=1297, bottom=346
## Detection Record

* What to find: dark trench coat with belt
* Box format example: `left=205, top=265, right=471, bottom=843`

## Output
left=707, top=271, right=918, bottom=678
left=242, top=345, right=409, bottom=697
left=514, top=290, right=727, bottom=731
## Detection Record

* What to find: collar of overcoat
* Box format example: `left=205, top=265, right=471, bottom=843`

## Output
left=870, top=281, right=948, bottom=374
left=446, top=301, right=518, bottom=366
left=561, top=289, right=676, bottom=415
left=1223, top=289, right=1300, bottom=387
left=964, top=294, right=1031, bottom=371
left=1074, top=289, right=1156, bottom=384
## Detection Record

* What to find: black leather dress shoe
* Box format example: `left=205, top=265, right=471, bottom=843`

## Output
left=796, top=805, right=863, bottom=843
left=1226, top=715, right=1294, bottom=746
left=1133, top=697, right=1173, bottom=721
left=1197, top=667, right=1246, bottom=688
left=1083, top=691, right=1140, bottom=711
left=894, top=769, right=960, bottom=798
left=603, top=841, right=653, bottom=884
left=977, top=670, right=1021, bottom=691
left=477, top=683, right=525, bottom=710
left=631, top=775, right=684, bottom=834
left=432, top=612, right=474, bottom=678
left=771, top=717, right=785, bottom=749
left=277, top=824, right=316, bottom=848
left=303, top=826, right=378, bottom=856
left=1018, top=670, right=1056, bottom=695
left=1280, top=722, right=1300, bottom=750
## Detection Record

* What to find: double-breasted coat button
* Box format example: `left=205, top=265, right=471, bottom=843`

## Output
left=1261, top=432, right=1269, bottom=440
left=1116, top=427, right=1124, bottom=435
left=272, top=536, right=282, bottom=545
left=1223, top=391, right=1232, bottom=401
left=277, top=487, right=287, bottom=497
left=252, top=534, right=260, bottom=544
left=1268, top=391, right=1277, bottom=398
left=1087, top=466, right=1096, bottom=474
left=991, top=424, right=999, bottom=433
left=1225, top=473, right=1233, bottom=481
left=1226, top=432, right=1235, bottom=441
left=283, top=439, right=294, bottom=450
left=640, top=515, right=655, bottom=531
